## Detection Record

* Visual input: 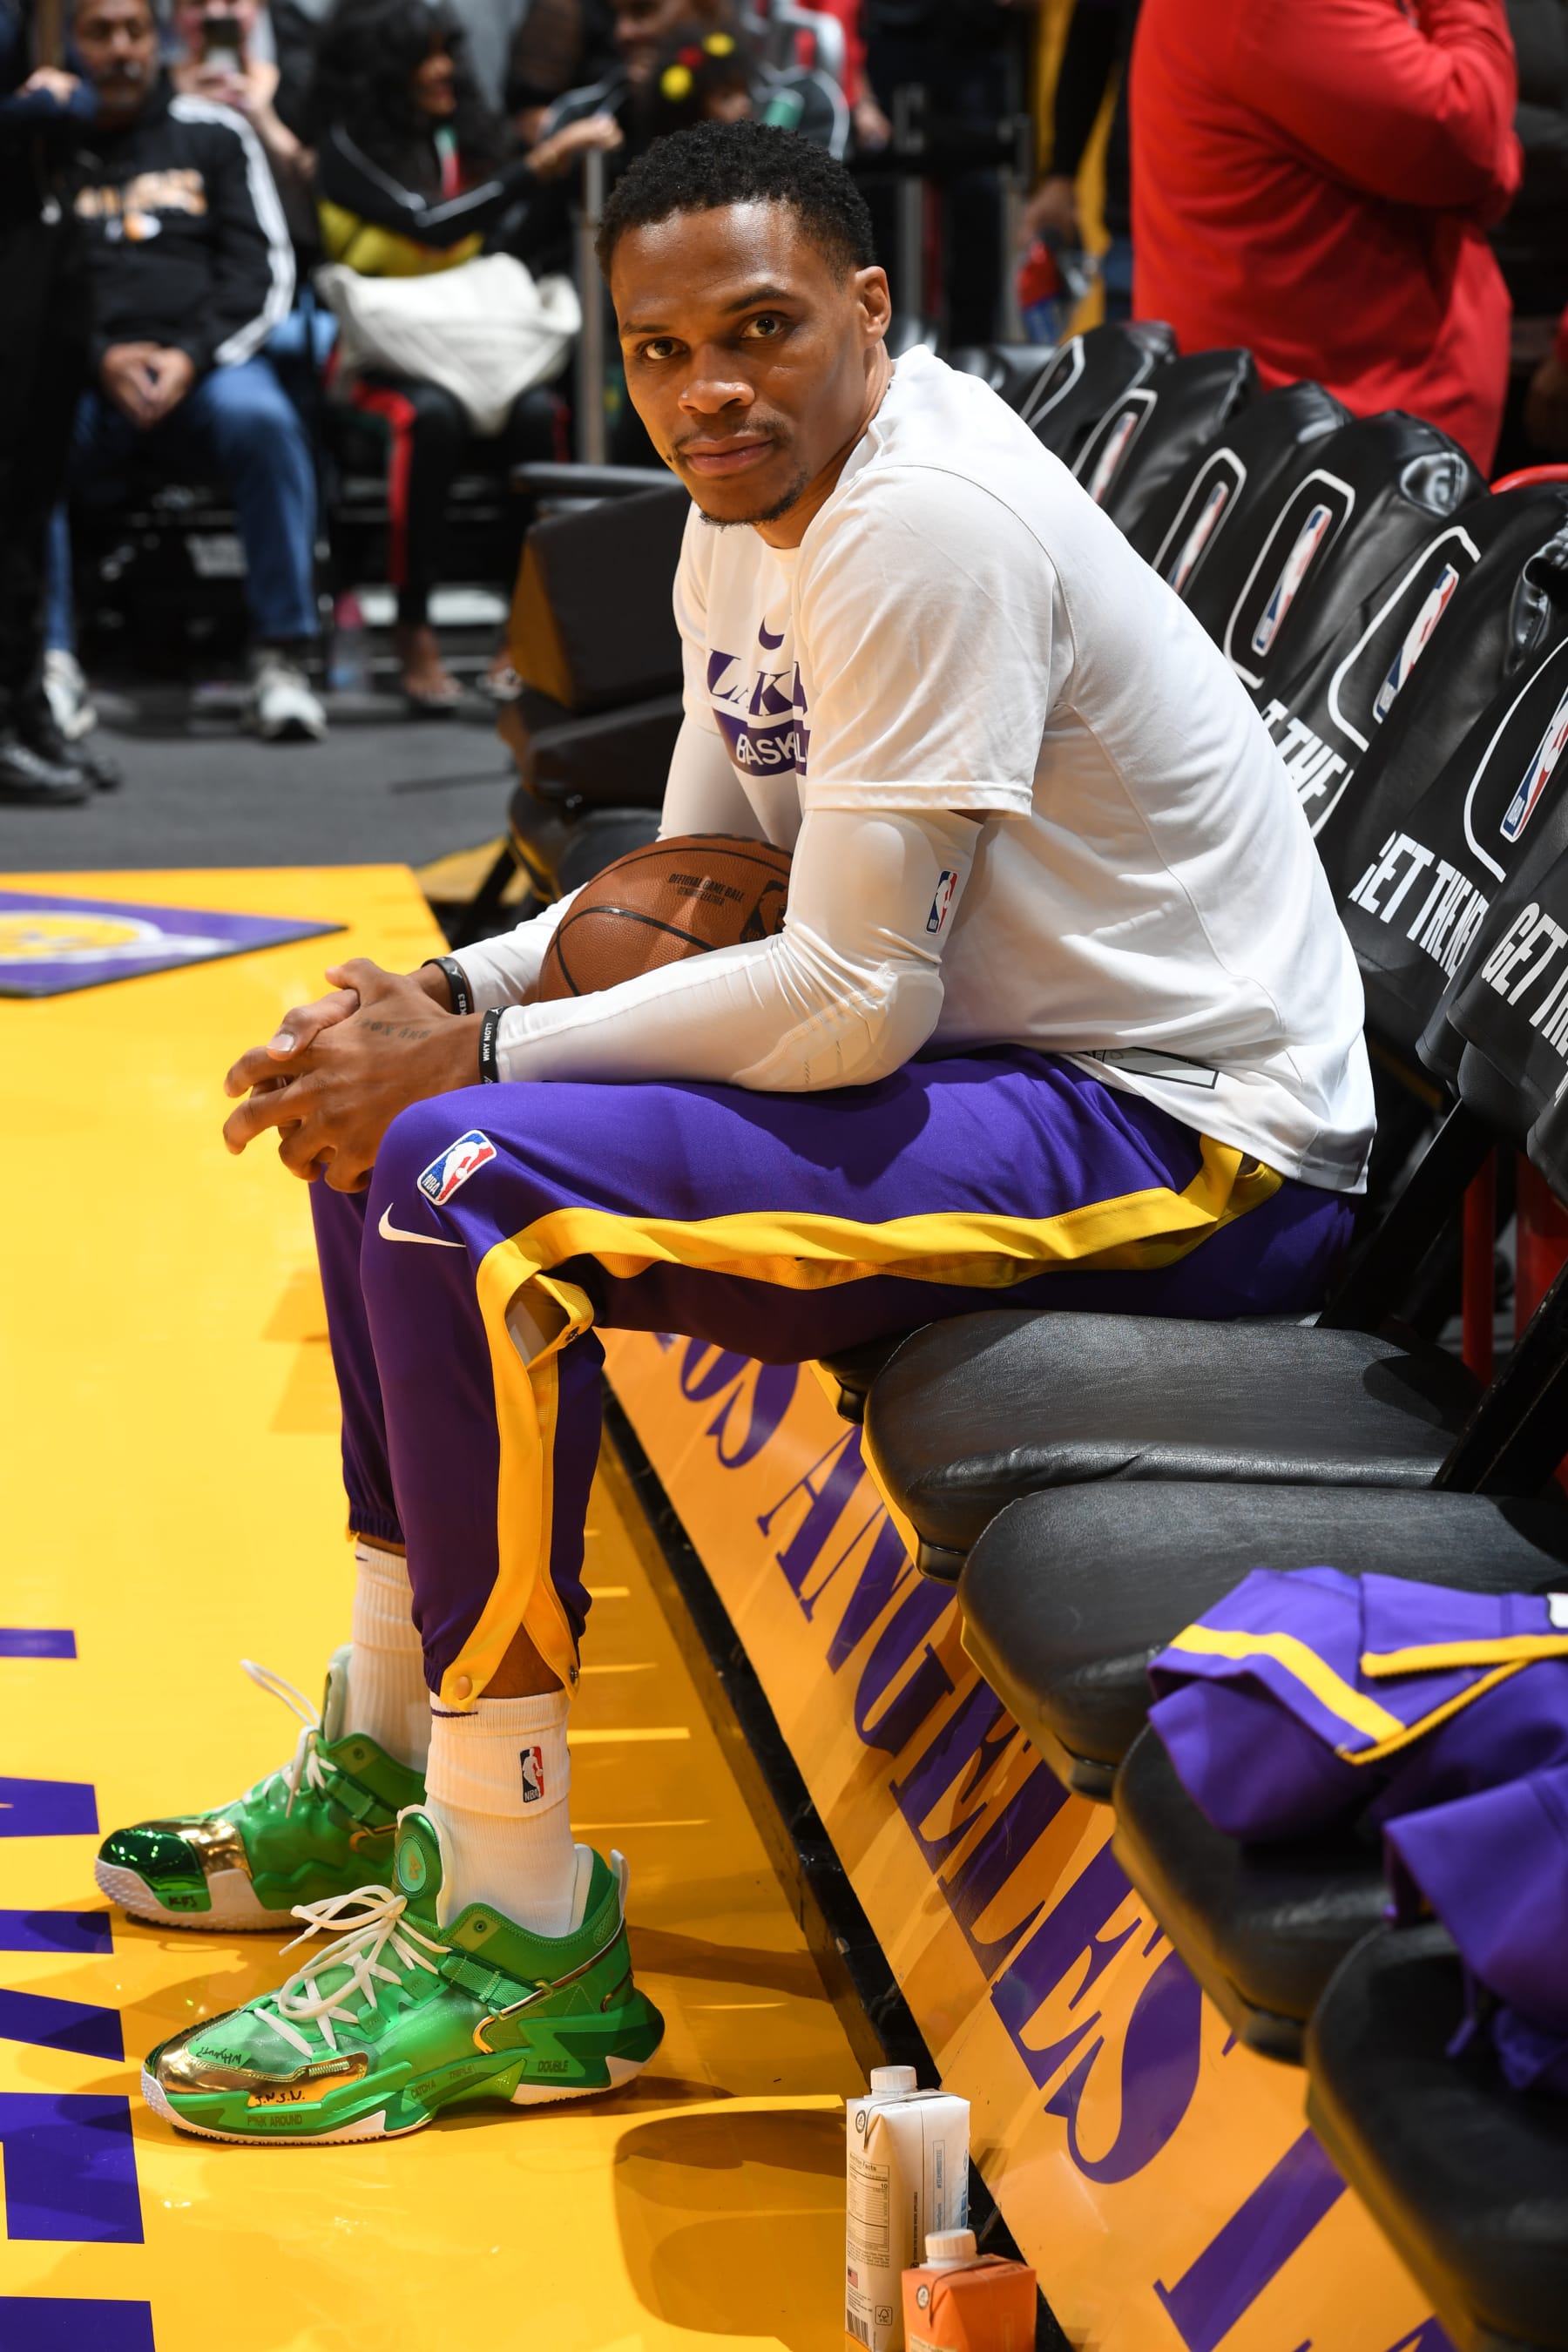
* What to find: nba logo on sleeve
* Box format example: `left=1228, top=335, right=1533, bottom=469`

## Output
left=520, top=1745, right=545, bottom=1803
left=926, top=871, right=959, bottom=934
left=1252, top=503, right=1334, bottom=658
left=416, top=1128, right=497, bottom=1206
left=1502, top=686, right=1568, bottom=843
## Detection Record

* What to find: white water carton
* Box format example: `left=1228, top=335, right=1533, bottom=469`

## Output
left=845, top=2067, right=970, bottom=2351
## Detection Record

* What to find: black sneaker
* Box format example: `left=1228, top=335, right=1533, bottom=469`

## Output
left=0, top=729, right=91, bottom=806
left=20, top=708, right=121, bottom=794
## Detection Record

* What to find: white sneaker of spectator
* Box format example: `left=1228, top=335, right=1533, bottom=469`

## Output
left=44, top=649, right=98, bottom=743
left=245, top=646, right=328, bottom=742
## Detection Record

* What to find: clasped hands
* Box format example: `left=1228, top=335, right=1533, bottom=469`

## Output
left=223, top=957, right=483, bottom=1191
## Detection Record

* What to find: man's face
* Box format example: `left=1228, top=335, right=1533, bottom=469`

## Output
left=611, top=200, right=889, bottom=530
left=76, top=0, right=158, bottom=114
left=613, top=0, right=711, bottom=82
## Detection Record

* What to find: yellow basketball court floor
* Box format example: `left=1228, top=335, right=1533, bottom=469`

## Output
left=0, top=865, right=862, bottom=2352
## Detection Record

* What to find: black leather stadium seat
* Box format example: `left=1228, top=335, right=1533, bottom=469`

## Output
left=1180, top=411, right=1484, bottom=704
left=1075, top=348, right=1257, bottom=539
left=864, top=1315, right=1481, bottom=1578
left=1125, top=380, right=1348, bottom=585
left=1112, top=1728, right=1384, bottom=2062
left=946, top=343, right=1058, bottom=413
left=1340, top=632, right=1568, bottom=1079
left=1020, top=320, right=1176, bottom=470
left=1308, top=1926, right=1568, bottom=2352
left=957, top=1481, right=1568, bottom=1794
left=510, top=480, right=687, bottom=714
left=1270, top=490, right=1568, bottom=862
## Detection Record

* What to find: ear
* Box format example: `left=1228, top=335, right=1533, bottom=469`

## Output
left=855, top=263, right=892, bottom=344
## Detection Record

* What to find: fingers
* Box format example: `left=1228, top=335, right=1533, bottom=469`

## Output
left=325, top=958, right=392, bottom=997
left=223, top=1076, right=308, bottom=1152
left=225, top=1040, right=303, bottom=1098
left=265, top=982, right=360, bottom=1060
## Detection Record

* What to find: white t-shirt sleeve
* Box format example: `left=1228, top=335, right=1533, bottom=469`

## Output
left=673, top=504, right=720, bottom=736
left=796, top=467, right=1061, bottom=820
left=450, top=889, right=580, bottom=1008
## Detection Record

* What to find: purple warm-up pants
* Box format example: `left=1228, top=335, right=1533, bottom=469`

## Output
left=311, top=1049, right=1355, bottom=1707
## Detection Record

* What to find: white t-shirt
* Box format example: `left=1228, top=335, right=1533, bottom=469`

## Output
left=670, top=346, right=1373, bottom=1191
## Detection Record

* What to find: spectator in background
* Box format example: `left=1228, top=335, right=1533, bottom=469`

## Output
left=168, top=0, right=309, bottom=212
left=308, top=0, right=592, bottom=711
left=1493, top=0, right=1568, bottom=456
left=507, top=0, right=618, bottom=145
left=50, top=0, right=324, bottom=740
left=0, top=0, right=105, bottom=803
left=1021, top=0, right=1136, bottom=323
left=540, top=0, right=847, bottom=159
left=856, top=0, right=1024, bottom=346
left=1132, top=0, right=1519, bottom=472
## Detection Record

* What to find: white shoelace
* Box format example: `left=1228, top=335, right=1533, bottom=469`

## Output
left=240, top=1659, right=333, bottom=1816
left=259, top=1885, right=447, bottom=2059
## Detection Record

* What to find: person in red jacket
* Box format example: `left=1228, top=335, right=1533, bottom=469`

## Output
left=1132, top=0, right=1521, bottom=471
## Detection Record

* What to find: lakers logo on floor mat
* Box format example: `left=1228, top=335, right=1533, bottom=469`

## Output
left=0, top=889, right=341, bottom=997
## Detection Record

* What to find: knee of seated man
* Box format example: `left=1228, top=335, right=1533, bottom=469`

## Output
left=206, top=359, right=305, bottom=450
left=369, top=1092, right=491, bottom=1217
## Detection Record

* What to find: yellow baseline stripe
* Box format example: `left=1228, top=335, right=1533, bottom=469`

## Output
left=1162, top=1625, right=1405, bottom=1744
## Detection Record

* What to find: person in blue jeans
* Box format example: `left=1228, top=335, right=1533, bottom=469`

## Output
left=51, top=0, right=326, bottom=740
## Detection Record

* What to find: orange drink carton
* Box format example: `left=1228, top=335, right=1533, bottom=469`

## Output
left=902, top=2228, right=1037, bottom=2352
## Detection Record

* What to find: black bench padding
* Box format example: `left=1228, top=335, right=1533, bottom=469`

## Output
left=864, top=1311, right=1481, bottom=1572
left=958, top=1480, right=1568, bottom=1793
left=1112, top=1727, right=1384, bottom=2063
left=1308, top=1926, right=1568, bottom=2352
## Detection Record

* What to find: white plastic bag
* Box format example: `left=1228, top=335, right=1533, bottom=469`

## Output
left=315, top=253, right=581, bottom=435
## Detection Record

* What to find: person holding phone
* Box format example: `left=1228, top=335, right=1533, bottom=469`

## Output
left=170, top=0, right=309, bottom=209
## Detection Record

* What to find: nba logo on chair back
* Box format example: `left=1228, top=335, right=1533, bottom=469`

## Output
left=1373, top=562, right=1462, bottom=724
left=416, top=1130, right=497, bottom=1207
left=1502, top=686, right=1568, bottom=843
left=520, top=1746, right=544, bottom=1803
left=1252, top=502, right=1335, bottom=658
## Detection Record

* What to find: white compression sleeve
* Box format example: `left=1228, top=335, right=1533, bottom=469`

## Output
left=491, top=805, right=977, bottom=1092
left=450, top=888, right=579, bottom=1010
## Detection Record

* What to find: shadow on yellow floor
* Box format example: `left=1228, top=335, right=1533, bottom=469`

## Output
left=0, top=866, right=862, bottom=2352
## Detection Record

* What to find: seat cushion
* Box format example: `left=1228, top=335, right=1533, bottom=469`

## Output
left=959, top=1481, right=1568, bottom=1794
left=864, top=1311, right=1481, bottom=1569
left=1308, top=1926, right=1568, bottom=2352
left=1112, top=1727, right=1385, bottom=2063
left=817, top=1330, right=928, bottom=1423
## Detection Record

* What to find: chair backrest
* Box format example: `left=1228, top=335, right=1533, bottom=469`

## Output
left=1179, top=411, right=1484, bottom=705
left=1021, top=320, right=1177, bottom=469
left=1338, top=632, right=1568, bottom=1064
left=510, top=481, right=687, bottom=714
left=1276, top=492, right=1568, bottom=875
left=1448, top=831, right=1568, bottom=1152
left=947, top=344, right=1059, bottom=415
left=1125, top=379, right=1348, bottom=598
left=1079, top=348, right=1258, bottom=537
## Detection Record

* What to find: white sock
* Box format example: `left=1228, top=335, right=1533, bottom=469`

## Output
left=346, top=1543, right=429, bottom=1771
left=425, top=1689, right=580, bottom=1936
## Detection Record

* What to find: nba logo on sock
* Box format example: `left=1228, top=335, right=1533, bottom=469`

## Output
left=416, top=1128, right=496, bottom=1206
left=520, top=1745, right=545, bottom=1803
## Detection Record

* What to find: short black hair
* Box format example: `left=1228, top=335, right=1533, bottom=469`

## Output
left=597, top=120, right=875, bottom=280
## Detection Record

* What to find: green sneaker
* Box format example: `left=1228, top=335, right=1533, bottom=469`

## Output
left=141, top=1809, right=665, bottom=2143
left=95, top=1651, right=424, bottom=1931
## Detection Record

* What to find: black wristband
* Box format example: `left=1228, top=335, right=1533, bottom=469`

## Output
left=426, top=955, right=473, bottom=1017
left=478, top=1005, right=504, bottom=1085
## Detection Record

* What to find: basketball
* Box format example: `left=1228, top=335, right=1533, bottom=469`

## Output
left=536, top=833, right=793, bottom=1001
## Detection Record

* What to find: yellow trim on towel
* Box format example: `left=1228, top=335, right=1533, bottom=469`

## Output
left=1362, top=1634, right=1568, bottom=1675
left=1161, top=1625, right=1408, bottom=1745
left=444, top=1136, right=1276, bottom=1699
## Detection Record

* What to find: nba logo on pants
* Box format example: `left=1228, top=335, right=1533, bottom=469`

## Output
left=520, top=1745, right=545, bottom=1803
left=416, top=1128, right=497, bottom=1206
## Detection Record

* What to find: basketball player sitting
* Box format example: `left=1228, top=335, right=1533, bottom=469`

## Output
left=103, top=125, right=1374, bottom=2145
